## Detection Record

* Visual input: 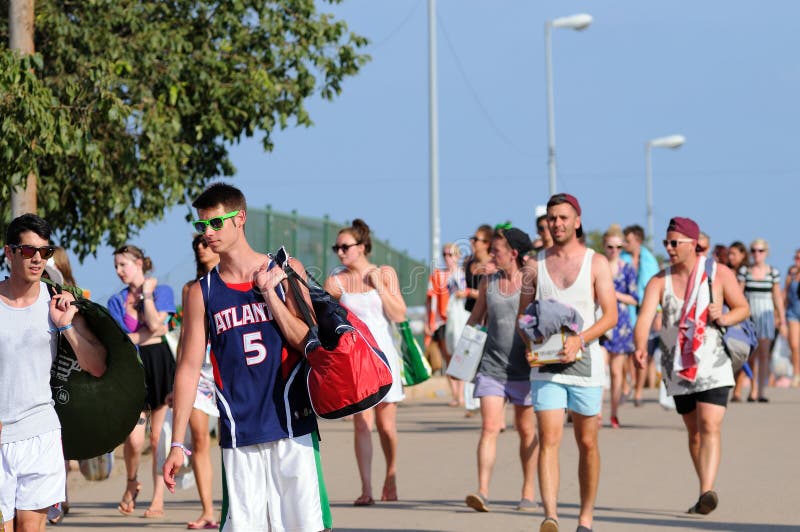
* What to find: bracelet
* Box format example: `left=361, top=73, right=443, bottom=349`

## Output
left=57, top=323, right=74, bottom=333
left=578, top=333, right=587, bottom=351
left=170, top=442, right=192, bottom=456
left=140, top=292, right=153, bottom=300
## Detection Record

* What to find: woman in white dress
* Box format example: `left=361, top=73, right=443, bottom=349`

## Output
left=325, top=219, right=407, bottom=506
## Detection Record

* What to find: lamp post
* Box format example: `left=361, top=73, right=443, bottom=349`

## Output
left=645, top=134, right=686, bottom=247
left=545, top=13, right=592, bottom=196
left=428, top=0, right=441, bottom=268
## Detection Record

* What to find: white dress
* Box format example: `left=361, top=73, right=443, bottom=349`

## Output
left=336, top=276, right=405, bottom=403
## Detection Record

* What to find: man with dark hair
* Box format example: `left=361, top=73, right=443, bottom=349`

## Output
left=0, top=214, right=107, bottom=530
left=622, top=223, right=661, bottom=404
left=635, top=217, right=749, bottom=515
left=520, top=194, right=617, bottom=532
left=534, top=214, right=553, bottom=251
left=164, top=183, right=331, bottom=531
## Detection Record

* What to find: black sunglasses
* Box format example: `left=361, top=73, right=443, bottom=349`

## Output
left=9, top=244, right=56, bottom=260
left=470, top=236, right=489, bottom=243
left=332, top=242, right=361, bottom=253
left=605, top=244, right=623, bottom=250
left=537, top=225, right=547, bottom=232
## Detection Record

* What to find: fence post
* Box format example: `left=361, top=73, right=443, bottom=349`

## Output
left=265, top=204, right=273, bottom=251
left=291, top=209, right=298, bottom=256
left=322, top=214, right=330, bottom=276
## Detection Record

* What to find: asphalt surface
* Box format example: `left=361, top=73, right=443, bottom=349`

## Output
left=52, top=379, right=800, bottom=531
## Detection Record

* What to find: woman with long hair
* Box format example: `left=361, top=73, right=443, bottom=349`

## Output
left=324, top=219, right=406, bottom=506
left=173, top=234, right=220, bottom=529
left=600, top=225, right=639, bottom=428
left=108, top=245, right=175, bottom=518
left=784, top=249, right=800, bottom=387
left=727, top=241, right=748, bottom=272
left=733, top=239, right=786, bottom=402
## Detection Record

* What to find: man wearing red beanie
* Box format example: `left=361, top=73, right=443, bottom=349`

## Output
left=634, top=216, right=750, bottom=515
left=519, top=193, right=618, bottom=532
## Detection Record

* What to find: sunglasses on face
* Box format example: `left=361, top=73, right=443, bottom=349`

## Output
left=470, top=236, right=488, bottom=244
left=537, top=225, right=547, bottom=232
left=442, top=252, right=455, bottom=257
left=193, top=210, right=240, bottom=232
left=332, top=242, right=360, bottom=254
left=663, top=238, right=694, bottom=249
left=9, top=244, right=56, bottom=260
left=605, top=244, right=623, bottom=250
left=751, top=248, right=766, bottom=253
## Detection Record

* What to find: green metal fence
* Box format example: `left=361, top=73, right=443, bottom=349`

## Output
left=246, top=206, right=429, bottom=307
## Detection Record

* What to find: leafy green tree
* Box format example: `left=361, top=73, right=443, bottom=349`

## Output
left=0, top=0, right=368, bottom=258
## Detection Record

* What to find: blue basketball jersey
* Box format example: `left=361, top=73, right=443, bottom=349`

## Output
left=200, top=266, right=316, bottom=448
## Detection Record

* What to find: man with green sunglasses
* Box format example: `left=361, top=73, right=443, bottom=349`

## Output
left=0, top=214, right=107, bottom=529
left=164, top=184, right=331, bottom=531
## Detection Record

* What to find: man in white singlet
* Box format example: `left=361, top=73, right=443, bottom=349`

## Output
left=0, top=214, right=107, bottom=531
left=518, top=194, right=617, bottom=532
left=634, top=217, right=749, bottom=515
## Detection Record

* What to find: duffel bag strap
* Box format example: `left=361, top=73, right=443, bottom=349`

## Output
left=283, top=262, right=316, bottom=330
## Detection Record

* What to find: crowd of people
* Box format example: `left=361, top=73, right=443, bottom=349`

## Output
left=1, top=185, right=798, bottom=532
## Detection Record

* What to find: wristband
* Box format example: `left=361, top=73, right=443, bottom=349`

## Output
left=170, top=442, right=192, bottom=456
left=57, top=323, right=74, bottom=333
left=578, top=333, right=587, bottom=351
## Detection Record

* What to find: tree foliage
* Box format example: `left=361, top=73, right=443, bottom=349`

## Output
left=0, top=0, right=368, bottom=258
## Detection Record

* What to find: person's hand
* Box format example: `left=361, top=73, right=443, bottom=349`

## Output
left=779, top=321, right=788, bottom=339
left=143, top=277, right=158, bottom=294
left=456, top=289, right=469, bottom=299
left=708, top=301, right=724, bottom=324
left=254, top=261, right=286, bottom=295
left=162, top=448, right=185, bottom=493
left=164, top=391, right=175, bottom=408
left=633, top=349, right=647, bottom=369
left=423, top=324, right=432, bottom=337
left=49, top=291, right=78, bottom=328
left=559, top=335, right=583, bottom=364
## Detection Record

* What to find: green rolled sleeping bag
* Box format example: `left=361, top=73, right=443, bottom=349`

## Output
left=46, top=280, right=146, bottom=460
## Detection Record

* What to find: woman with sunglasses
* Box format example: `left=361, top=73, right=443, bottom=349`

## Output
left=324, top=219, right=406, bottom=506
left=733, top=239, right=786, bottom=402
left=600, top=225, right=639, bottom=428
left=108, top=245, right=175, bottom=517
left=784, top=249, right=800, bottom=387
left=167, top=234, right=220, bottom=529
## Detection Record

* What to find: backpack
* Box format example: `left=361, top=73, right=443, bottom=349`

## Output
left=704, top=259, right=757, bottom=372
left=278, top=249, right=394, bottom=419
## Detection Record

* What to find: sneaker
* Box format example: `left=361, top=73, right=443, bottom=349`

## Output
left=516, top=498, right=537, bottom=512
left=47, top=503, right=64, bottom=525
left=465, top=493, right=489, bottom=512
left=687, top=490, right=718, bottom=515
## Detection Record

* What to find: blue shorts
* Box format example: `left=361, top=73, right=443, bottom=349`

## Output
left=787, top=302, right=800, bottom=323
left=473, top=373, right=532, bottom=406
left=531, top=380, right=603, bottom=416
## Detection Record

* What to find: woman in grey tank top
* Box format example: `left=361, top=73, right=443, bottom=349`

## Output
left=463, top=227, right=538, bottom=513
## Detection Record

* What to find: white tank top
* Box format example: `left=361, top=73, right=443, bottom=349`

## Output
left=532, top=249, right=605, bottom=386
left=0, top=282, right=61, bottom=442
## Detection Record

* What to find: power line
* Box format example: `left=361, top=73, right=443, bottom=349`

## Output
left=365, top=0, right=424, bottom=51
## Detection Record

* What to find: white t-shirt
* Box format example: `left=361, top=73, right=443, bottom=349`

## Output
left=0, top=282, right=61, bottom=443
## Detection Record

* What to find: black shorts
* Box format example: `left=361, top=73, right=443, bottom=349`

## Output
left=432, top=324, right=446, bottom=342
left=673, top=386, right=732, bottom=415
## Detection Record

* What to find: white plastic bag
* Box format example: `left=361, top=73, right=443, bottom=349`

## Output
left=771, top=335, right=793, bottom=377
left=446, top=325, right=487, bottom=382
left=157, top=408, right=195, bottom=490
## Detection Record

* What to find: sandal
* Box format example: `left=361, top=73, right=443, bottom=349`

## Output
left=118, top=477, right=141, bottom=516
left=540, top=517, right=559, bottom=532
left=143, top=508, right=165, bottom=518
left=353, top=494, right=375, bottom=506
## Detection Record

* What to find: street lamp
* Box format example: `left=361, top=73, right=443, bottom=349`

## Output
left=645, top=134, right=686, bottom=247
left=545, top=13, right=592, bottom=196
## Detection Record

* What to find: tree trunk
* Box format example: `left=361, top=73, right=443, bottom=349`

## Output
left=9, top=0, right=37, bottom=217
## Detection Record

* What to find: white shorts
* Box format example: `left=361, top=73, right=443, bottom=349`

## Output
left=221, top=432, right=331, bottom=532
left=0, top=430, right=65, bottom=521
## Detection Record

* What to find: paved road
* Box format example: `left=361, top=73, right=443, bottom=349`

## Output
left=54, top=381, right=799, bottom=531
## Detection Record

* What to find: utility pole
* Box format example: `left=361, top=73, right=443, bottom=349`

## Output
left=428, top=0, right=441, bottom=268
left=9, top=0, right=37, bottom=217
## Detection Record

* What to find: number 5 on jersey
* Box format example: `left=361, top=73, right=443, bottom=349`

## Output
left=243, top=332, right=267, bottom=366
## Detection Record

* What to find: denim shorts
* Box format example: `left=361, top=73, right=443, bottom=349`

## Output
left=473, top=373, right=532, bottom=406
left=531, top=380, right=603, bottom=416
left=787, top=302, right=800, bottom=323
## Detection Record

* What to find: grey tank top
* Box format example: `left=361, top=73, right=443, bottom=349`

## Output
left=478, top=272, right=530, bottom=381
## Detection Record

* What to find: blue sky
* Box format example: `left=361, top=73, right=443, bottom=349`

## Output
left=72, top=0, right=800, bottom=303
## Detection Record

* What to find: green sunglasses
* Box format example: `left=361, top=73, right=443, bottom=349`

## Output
left=193, top=210, right=240, bottom=232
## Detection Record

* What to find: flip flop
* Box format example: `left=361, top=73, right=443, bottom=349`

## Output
left=187, top=519, right=220, bottom=529
left=143, top=508, right=165, bottom=518
left=353, top=495, right=375, bottom=506
left=117, top=479, right=141, bottom=516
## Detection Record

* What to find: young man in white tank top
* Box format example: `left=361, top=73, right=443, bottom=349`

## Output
left=518, top=194, right=618, bottom=532
left=0, top=214, right=108, bottom=531
left=634, top=217, right=749, bottom=516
